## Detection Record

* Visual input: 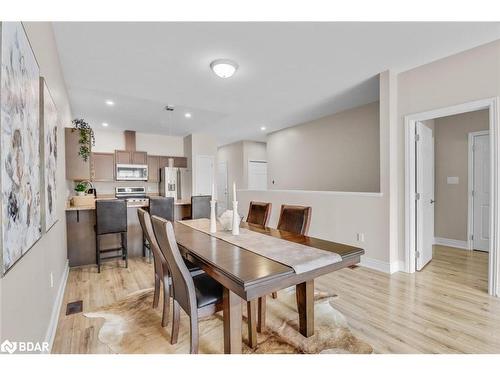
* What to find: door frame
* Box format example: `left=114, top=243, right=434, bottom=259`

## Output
left=468, top=130, right=490, bottom=252
left=404, top=97, right=500, bottom=297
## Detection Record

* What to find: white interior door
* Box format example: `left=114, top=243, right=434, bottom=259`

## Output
left=248, top=161, right=267, bottom=190
left=473, top=134, right=490, bottom=252
left=217, top=161, right=228, bottom=214
left=416, top=122, right=435, bottom=271
left=194, top=155, right=214, bottom=196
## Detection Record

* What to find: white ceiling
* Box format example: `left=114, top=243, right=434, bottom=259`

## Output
left=53, top=22, right=500, bottom=145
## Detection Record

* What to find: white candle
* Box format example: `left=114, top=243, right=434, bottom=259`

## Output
left=233, top=182, right=236, bottom=202
left=211, top=183, right=215, bottom=200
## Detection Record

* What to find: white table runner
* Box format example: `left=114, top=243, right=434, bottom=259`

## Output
left=178, top=219, right=342, bottom=274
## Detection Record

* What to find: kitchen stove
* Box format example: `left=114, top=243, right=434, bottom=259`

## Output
left=115, top=187, right=149, bottom=207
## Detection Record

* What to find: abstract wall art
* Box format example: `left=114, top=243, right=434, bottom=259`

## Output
left=41, top=78, right=58, bottom=232
left=0, top=22, right=41, bottom=276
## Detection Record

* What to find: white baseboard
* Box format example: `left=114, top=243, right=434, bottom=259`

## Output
left=44, top=260, right=69, bottom=353
left=434, top=237, right=469, bottom=250
left=360, top=256, right=402, bottom=274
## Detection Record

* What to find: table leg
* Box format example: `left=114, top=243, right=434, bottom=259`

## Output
left=247, top=300, right=257, bottom=348
left=223, top=287, right=242, bottom=354
left=296, top=280, right=314, bottom=337
left=257, top=296, right=266, bottom=333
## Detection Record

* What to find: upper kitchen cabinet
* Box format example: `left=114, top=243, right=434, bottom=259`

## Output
left=159, top=156, right=188, bottom=168
left=147, top=155, right=160, bottom=182
left=115, top=150, right=147, bottom=165
left=91, top=152, right=115, bottom=181
left=65, top=128, right=91, bottom=181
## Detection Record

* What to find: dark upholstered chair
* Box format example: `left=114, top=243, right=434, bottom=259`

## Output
left=95, top=199, right=128, bottom=273
left=142, top=197, right=175, bottom=259
left=190, top=195, right=212, bottom=219
left=137, top=208, right=202, bottom=327
left=151, top=216, right=223, bottom=354
left=246, top=201, right=272, bottom=227
left=277, top=205, right=312, bottom=235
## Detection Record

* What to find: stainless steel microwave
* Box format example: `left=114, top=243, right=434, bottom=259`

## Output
left=116, top=164, right=148, bottom=181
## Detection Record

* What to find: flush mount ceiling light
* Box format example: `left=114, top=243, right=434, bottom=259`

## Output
left=260, top=126, right=267, bottom=131
left=105, top=100, right=115, bottom=106
left=102, top=122, right=109, bottom=127
left=210, top=59, right=238, bottom=78
left=185, top=113, right=192, bottom=118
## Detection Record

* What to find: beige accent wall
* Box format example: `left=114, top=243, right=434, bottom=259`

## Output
left=266, top=101, right=380, bottom=192
left=0, top=23, right=72, bottom=345
left=434, top=110, right=489, bottom=241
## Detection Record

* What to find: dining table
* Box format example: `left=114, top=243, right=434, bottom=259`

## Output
left=172, top=220, right=364, bottom=354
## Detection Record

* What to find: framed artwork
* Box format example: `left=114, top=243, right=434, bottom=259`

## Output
left=0, top=22, right=41, bottom=276
left=41, top=77, right=58, bottom=232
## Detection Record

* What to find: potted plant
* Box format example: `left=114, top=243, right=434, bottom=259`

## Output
left=72, top=118, right=95, bottom=162
left=75, top=182, right=87, bottom=197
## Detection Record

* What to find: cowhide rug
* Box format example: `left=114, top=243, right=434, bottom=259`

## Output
left=84, top=288, right=372, bottom=354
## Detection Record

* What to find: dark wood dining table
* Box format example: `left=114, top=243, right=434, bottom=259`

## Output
left=173, top=220, right=364, bottom=354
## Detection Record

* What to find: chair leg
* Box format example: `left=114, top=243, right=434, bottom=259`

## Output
left=171, top=300, right=180, bottom=345
left=161, top=276, right=170, bottom=327
left=189, top=314, right=199, bottom=354
left=271, top=292, right=277, bottom=299
left=153, top=274, right=160, bottom=309
left=96, top=235, right=101, bottom=273
left=121, top=232, right=128, bottom=268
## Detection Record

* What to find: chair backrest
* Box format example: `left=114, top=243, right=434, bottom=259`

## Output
left=95, top=199, right=127, bottom=235
left=191, top=195, right=212, bottom=219
left=246, top=201, right=272, bottom=227
left=137, top=208, right=167, bottom=278
left=276, top=205, right=312, bottom=235
left=151, top=215, right=197, bottom=316
left=149, top=196, right=175, bottom=222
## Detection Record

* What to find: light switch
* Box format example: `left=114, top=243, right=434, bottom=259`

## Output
left=447, top=176, right=459, bottom=185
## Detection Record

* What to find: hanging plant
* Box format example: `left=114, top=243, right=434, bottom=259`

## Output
left=71, top=118, right=95, bottom=162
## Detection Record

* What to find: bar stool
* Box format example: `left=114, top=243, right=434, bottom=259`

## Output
left=95, top=199, right=128, bottom=273
left=191, top=195, right=212, bottom=219
left=143, top=197, right=175, bottom=260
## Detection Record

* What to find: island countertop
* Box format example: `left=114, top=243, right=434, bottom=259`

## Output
left=65, top=197, right=191, bottom=211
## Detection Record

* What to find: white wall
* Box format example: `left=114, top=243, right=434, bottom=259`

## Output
left=186, top=133, right=218, bottom=196
left=0, top=22, right=72, bottom=347
left=266, top=102, right=380, bottom=192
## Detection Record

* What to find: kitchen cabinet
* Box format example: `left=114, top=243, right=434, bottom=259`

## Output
left=115, top=150, right=147, bottom=165
left=65, top=128, right=90, bottom=180
left=159, top=156, right=188, bottom=169
left=91, top=152, right=115, bottom=181
left=147, top=155, right=160, bottom=182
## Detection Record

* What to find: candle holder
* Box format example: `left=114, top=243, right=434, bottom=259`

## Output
left=210, top=200, right=217, bottom=233
left=232, top=201, right=240, bottom=235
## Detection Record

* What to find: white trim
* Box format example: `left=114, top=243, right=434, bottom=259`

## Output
left=44, top=260, right=69, bottom=353
left=360, top=256, right=401, bottom=274
left=404, top=97, right=500, bottom=297
left=468, top=130, right=490, bottom=251
left=238, top=189, right=383, bottom=198
left=434, top=237, right=469, bottom=250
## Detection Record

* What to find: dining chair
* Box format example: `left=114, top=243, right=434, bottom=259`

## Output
left=272, top=205, right=312, bottom=299
left=151, top=215, right=223, bottom=354
left=190, top=195, right=212, bottom=219
left=137, top=208, right=202, bottom=327
left=246, top=201, right=272, bottom=227
left=95, top=199, right=128, bottom=273
left=276, top=204, right=312, bottom=235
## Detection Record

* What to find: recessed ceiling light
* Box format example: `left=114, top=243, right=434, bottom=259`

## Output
left=105, top=100, right=115, bottom=106
left=260, top=126, right=267, bottom=131
left=210, top=59, right=238, bottom=78
left=185, top=113, right=192, bottom=118
left=102, top=122, right=109, bottom=127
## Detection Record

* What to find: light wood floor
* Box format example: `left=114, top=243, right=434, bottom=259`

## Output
left=52, top=245, right=500, bottom=354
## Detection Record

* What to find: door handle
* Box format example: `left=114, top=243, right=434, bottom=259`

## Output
left=430, top=199, right=436, bottom=204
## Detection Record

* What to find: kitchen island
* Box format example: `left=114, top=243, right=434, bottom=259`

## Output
left=65, top=197, right=191, bottom=267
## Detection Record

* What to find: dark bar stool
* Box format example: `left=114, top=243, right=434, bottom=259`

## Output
left=143, top=197, right=175, bottom=259
left=191, top=195, right=212, bottom=219
left=95, top=199, right=128, bottom=273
